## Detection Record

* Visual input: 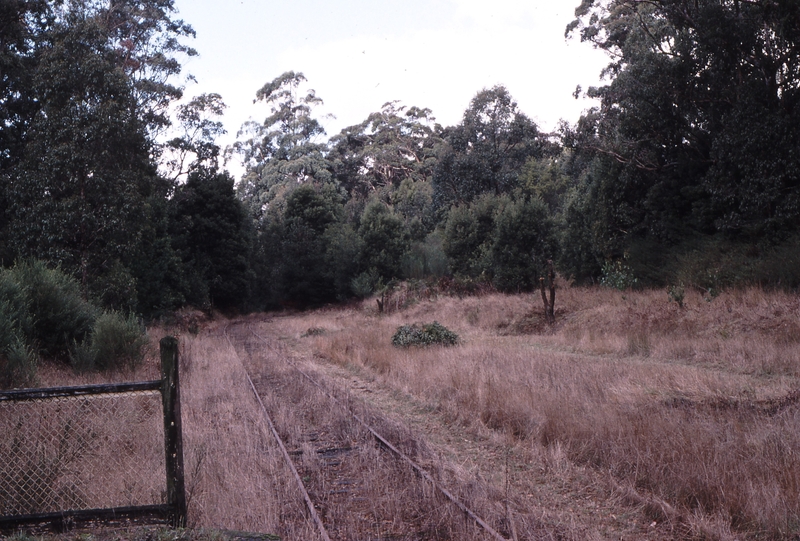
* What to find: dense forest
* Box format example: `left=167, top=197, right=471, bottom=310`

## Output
left=2, top=0, right=800, bottom=319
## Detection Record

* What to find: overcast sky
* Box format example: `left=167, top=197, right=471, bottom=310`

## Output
left=171, top=0, right=609, bottom=174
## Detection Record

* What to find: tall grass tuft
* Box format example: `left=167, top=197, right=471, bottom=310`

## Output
left=0, top=337, right=38, bottom=388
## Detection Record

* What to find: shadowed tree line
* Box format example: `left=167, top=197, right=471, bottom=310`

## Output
left=2, top=0, right=800, bottom=320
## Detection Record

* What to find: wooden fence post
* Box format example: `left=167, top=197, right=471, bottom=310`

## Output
left=160, top=337, right=187, bottom=527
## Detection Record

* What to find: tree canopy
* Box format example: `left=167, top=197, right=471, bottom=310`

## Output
left=3, top=0, right=800, bottom=320
left=566, top=0, right=800, bottom=240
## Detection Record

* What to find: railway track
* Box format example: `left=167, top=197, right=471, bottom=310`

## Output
left=224, top=321, right=510, bottom=541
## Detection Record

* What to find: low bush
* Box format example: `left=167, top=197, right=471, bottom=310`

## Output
left=600, top=260, right=638, bottom=290
left=391, top=321, right=459, bottom=347
left=1, top=260, right=149, bottom=387
left=5, top=260, right=96, bottom=359
left=0, top=337, right=37, bottom=389
left=71, top=311, right=148, bottom=372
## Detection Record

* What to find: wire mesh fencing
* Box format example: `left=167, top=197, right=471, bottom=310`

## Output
left=0, top=388, right=166, bottom=517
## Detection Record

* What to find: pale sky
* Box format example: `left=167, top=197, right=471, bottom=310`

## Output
left=171, top=0, right=609, bottom=176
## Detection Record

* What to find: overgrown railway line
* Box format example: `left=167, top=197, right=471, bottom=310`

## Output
left=224, top=321, right=509, bottom=541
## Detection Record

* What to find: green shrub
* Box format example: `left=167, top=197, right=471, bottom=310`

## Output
left=7, top=260, right=96, bottom=359
left=391, top=321, right=459, bottom=347
left=0, top=261, right=150, bottom=386
left=72, top=312, right=148, bottom=372
left=1, top=261, right=91, bottom=387
left=668, top=283, right=686, bottom=308
left=600, top=260, right=638, bottom=290
left=1, top=271, right=37, bottom=388
left=351, top=268, right=381, bottom=299
left=0, top=337, right=38, bottom=388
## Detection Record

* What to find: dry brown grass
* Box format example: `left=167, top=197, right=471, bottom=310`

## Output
left=13, top=289, right=800, bottom=539
left=229, top=319, right=506, bottom=540
left=15, top=318, right=312, bottom=539
left=177, top=321, right=317, bottom=539
left=262, top=285, right=800, bottom=539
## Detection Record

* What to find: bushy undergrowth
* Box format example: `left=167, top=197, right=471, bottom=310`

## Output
left=0, top=260, right=147, bottom=388
left=71, top=312, right=148, bottom=372
left=391, top=321, right=458, bottom=347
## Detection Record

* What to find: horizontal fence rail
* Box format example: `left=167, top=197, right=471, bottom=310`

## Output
left=0, top=381, right=162, bottom=402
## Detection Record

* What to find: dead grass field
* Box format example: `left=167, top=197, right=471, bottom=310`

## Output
left=251, top=285, right=800, bottom=540
left=12, top=286, right=800, bottom=540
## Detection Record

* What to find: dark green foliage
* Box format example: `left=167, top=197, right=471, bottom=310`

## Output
left=351, top=268, right=381, bottom=299
left=668, top=235, right=800, bottom=292
left=442, top=193, right=556, bottom=291
left=0, top=0, right=196, bottom=315
left=247, top=218, right=286, bottom=310
left=490, top=197, right=557, bottom=291
left=564, top=0, right=800, bottom=286
left=705, top=99, right=800, bottom=234
left=358, top=201, right=409, bottom=282
left=554, top=152, right=609, bottom=284
left=71, top=311, right=148, bottom=372
left=519, top=156, right=572, bottom=213
left=391, top=178, right=438, bottom=239
left=5, top=260, right=96, bottom=361
left=391, top=321, right=459, bottom=348
left=7, top=11, right=155, bottom=292
left=170, top=169, right=252, bottom=310
left=443, top=194, right=506, bottom=278
left=323, top=223, right=363, bottom=299
left=0, top=261, right=148, bottom=387
left=278, top=184, right=345, bottom=306
left=130, top=196, right=188, bottom=317
left=285, top=183, right=341, bottom=233
left=433, top=85, right=555, bottom=209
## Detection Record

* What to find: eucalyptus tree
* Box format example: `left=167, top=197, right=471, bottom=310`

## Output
left=329, top=101, right=442, bottom=199
left=432, top=85, right=555, bottom=209
left=96, top=0, right=197, bottom=137
left=163, top=92, right=227, bottom=181
left=7, top=8, right=155, bottom=302
left=234, top=71, right=335, bottom=221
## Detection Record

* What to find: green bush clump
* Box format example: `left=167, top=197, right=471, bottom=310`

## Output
left=71, top=312, right=148, bottom=372
left=600, top=260, right=639, bottom=290
left=1, top=260, right=149, bottom=387
left=3, top=260, right=96, bottom=360
left=391, top=321, right=459, bottom=347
